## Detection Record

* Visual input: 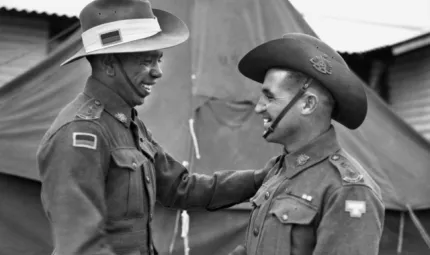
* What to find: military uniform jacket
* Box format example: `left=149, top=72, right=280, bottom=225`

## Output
left=244, top=127, right=385, bottom=255
left=37, top=77, right=265, bottom=255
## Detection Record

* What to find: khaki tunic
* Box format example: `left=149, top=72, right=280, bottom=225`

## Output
left=37, top=77, right=265, bottom=255
left=243, top=127, right=385, bottom=255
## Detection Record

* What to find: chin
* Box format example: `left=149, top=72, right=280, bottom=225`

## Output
left=263, top=132, right=280, bottom=144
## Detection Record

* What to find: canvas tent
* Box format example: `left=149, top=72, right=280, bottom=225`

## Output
left=1, top=0, right=430, bottom=254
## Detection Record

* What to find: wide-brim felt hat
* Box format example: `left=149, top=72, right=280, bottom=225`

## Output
left=238, top=33, right=368, bottom=130
left=62, top=0, right=189, bottom=66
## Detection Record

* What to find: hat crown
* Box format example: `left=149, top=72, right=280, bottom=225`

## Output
left=79, top=0, right=155, bottom=32
left=282, top=33, right=347, bottom=66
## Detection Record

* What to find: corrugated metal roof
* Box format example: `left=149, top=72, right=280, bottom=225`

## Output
left=0, top=0, right=89, bottom=18
left=351, top=31, right=430, bottom=56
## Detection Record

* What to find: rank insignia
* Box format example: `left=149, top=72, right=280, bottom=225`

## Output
left=310, top=54, right=332, bottom=75
left=296, top=154, right=310, bottom=166
left=115, top=113, right=127, bottom=123
left=345, top=200, right=366, bottom=218
left=72, top=132, right=97, bottom=150
left=301, top=193, right=313, bottom=202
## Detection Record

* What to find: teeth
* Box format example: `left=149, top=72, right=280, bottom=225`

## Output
left=263, top=119, right=269, bottom=124
left=142, top=84, right=152, bottom=93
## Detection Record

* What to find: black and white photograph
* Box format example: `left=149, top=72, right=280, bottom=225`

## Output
left=0, top=0, right=430, bottom=255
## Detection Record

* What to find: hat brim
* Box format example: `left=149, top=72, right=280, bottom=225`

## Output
left=238, top=38, right=368, bottom=130
left=61, top=9, right=189, bottom=66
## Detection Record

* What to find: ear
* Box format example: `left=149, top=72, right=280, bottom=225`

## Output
left=300, top=92, right=318, bottom=115
left=101, top=54, right=116, bottom=77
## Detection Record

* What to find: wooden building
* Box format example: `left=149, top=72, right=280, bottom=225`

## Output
left=0, top=7, right=77, bottom=87
left=342, top=33, right=430, bottom=141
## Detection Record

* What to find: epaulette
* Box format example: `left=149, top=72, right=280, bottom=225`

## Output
left=76, top=98, right=104, bottom=120
left=329, top=153, right=364, bottom=184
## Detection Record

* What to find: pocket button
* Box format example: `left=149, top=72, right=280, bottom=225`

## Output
left=253, top=227, right=259, bottom=236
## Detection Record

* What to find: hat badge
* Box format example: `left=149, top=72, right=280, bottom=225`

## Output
left=310, top=54, right=332, bottom=75
left=115, top=113, right=127, bottom=123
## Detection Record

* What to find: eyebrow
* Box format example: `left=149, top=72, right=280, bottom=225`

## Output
left=149, top=51, right=163, bottom=58
left=139, top=51, right=163, bottom=59
left=261, top=87, right=273, bottom=96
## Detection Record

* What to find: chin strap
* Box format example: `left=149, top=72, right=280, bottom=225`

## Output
left=113, top=55, right=136, bottom=90
left=263, top=79, right=312, bottom=139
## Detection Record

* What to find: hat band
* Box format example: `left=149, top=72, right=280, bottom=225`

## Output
left=81, top=18, right=162, bottom=53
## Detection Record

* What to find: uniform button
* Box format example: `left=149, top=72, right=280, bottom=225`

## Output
left=265, top=191, right=270, bottom=199
left=146, top=175, right=151, bottom=183
left=139, top=137, right=144, bottom=142
left=94, top=100, right=101, bottom=106
left=331, top=154, right=340, bottom=161
left=132, top=162, right=137, bottom=168
left=282, top=214, right=289, bottom=221
left=253, top=227, right=259, bottom=236
left=149, top=213, right=153, bottom=221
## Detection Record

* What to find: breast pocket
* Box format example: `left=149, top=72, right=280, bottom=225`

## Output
left=107, top=148, right=149, bottom=219
left=260, top=195, right=317, bottom=255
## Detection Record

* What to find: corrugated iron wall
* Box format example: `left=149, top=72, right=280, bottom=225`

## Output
left=388, top=47, right=430, bottom=141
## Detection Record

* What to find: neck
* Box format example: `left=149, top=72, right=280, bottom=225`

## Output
left=91, top=73, right=135, bottom=107
left=282, top=123, right=330, bottom=153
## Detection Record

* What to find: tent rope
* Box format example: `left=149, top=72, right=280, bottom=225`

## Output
left=189, top=119, right=201, bottom=159
left=406, top=204, right=430, bottom=250
left=397, top=211, right=405, bottom=254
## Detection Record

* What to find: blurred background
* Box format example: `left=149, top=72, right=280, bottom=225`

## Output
left=0, top=0, right=430, bottom=255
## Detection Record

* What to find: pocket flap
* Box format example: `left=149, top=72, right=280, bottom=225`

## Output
left=269, top=196, right=317, bottom=224
left=111, top=148, right=147, bottom=170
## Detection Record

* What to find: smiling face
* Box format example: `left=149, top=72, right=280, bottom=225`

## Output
left=111, top=50, right=164, bottom=107
left=255, top=69, right=313, bottom=145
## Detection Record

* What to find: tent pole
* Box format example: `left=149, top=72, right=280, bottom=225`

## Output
left=397, top=211, right=405, bottom=254
left=169, top=209, right=181, bottom=254
left=406, top=204, right=430, bottom=250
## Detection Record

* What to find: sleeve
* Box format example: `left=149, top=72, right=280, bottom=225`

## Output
left=37, top=121, right=115, bottom=255
left=150, top=140, right=269, bottom=211
left=228, top=245, right=247, bottom=255
left=313, top=185, right=385, bottom=255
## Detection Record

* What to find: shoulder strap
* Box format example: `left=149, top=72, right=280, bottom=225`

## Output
left=76, top=98, right=104, bottom=120
left=329, top=153, right=364, bottom=185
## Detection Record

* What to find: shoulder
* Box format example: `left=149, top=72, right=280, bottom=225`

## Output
left=327, top=150, right=382, bottom=199
left=75, top=97, right=104, bottom=121
left=43, top=95, right=105, bottom=141
left=39, top=94, right=108, bottom=149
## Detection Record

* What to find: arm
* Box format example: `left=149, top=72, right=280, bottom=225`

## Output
left=313, top=185, right=385, bottom=255
left=151, top=140, right=270, bottom=211
left=37, top=121, right=114, bottom=255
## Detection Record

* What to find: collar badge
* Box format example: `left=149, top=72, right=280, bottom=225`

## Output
left=296, top=154, right=310, bottom=166
left=115, top=113, right=127, bottom=123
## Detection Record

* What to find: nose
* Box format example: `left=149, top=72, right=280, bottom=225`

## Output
left=254, top=97, right=266, bottom=114
left=150, top=63, right=163, bottom=79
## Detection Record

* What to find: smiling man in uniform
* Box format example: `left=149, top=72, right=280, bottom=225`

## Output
left=36, top=1, right=271, bottom=255
left=228, top=33, right=385, bottom=255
